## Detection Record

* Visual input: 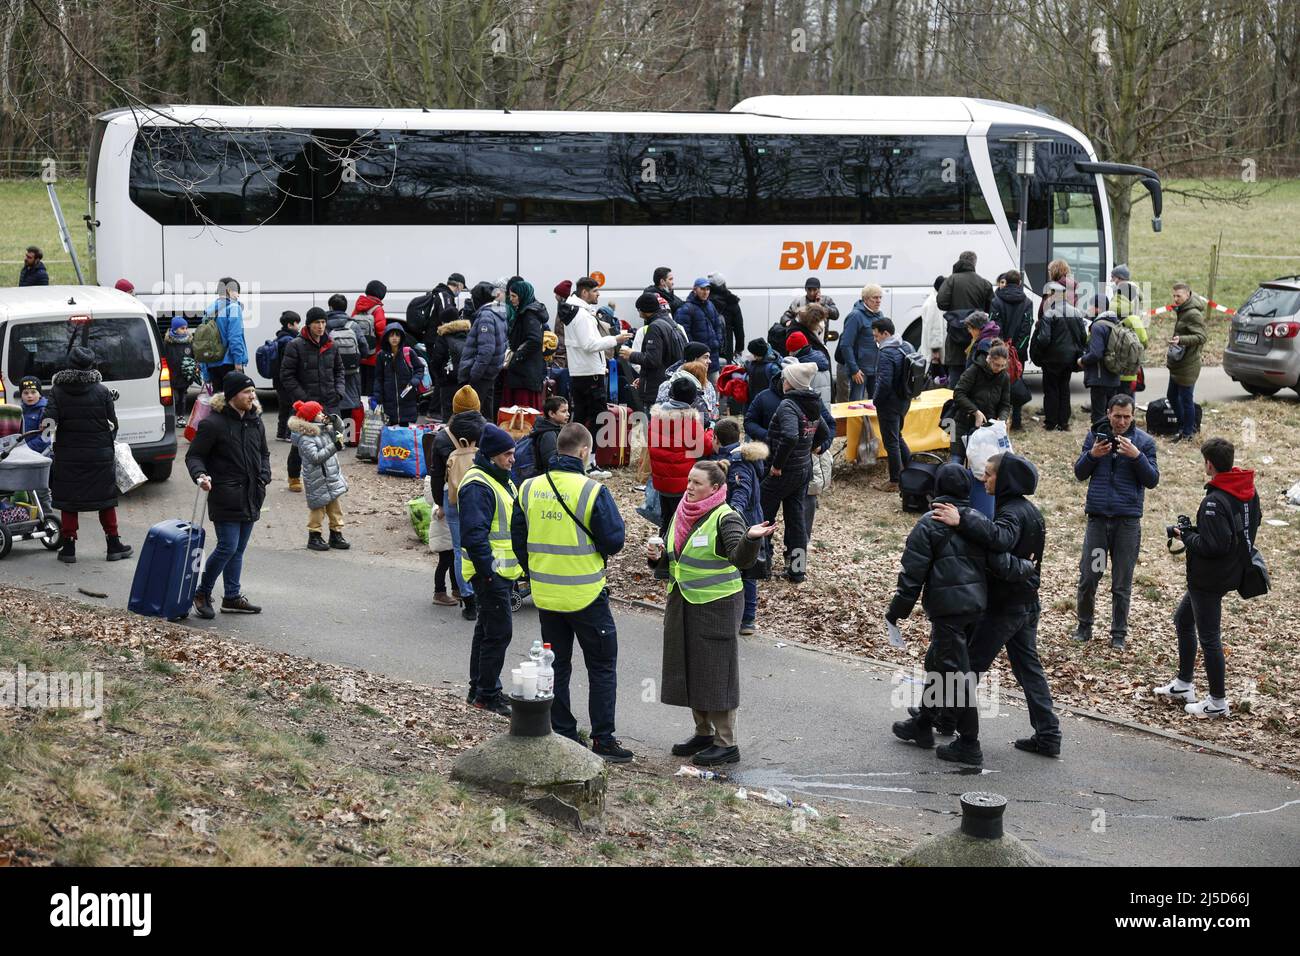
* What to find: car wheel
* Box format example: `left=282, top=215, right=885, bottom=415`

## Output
left=1242, top=383, right=1281, bottom=397
left=39, top=516, right=62, bottom=550
left=144, top=461, right=174, bottom=482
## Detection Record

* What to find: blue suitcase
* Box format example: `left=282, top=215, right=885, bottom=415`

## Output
left=128, top=489, right=206, bottom=621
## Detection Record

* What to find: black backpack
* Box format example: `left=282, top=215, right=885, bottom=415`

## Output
left=406, top=287, right=456, bottom=340
left=898, top=348, right=931, bottom=400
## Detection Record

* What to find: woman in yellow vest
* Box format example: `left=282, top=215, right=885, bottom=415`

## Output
left=648, top=460, right=776, bottom=766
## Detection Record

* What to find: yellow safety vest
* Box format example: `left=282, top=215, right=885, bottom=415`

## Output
left=519, top=469, right=605, bottom=612
left=667, top=504, right=742, bottom=604
left=458, top=466, right=523, bottom=581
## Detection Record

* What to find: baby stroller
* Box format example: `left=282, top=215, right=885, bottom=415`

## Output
left=0, top=431, right=61, bottom=559
left=510, top=576, right=532, bottom=613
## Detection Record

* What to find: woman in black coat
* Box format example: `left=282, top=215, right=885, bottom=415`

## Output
left=503, top=279, right=547, bottom=409
left=371, top=322, right=425, bottom=426
left=44, top=346, right=133, bottom=564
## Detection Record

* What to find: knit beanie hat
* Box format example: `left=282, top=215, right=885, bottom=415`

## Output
left=364, top=279, right=387, bottom=300
left=782, top=361, right=817, bottom=391
left=1111, top=263, right=1131, bottom=281
left=670, top=376, right=699, bottom=404
left=479, top=423, right=515, bottom=459
left=17, top=375, right=41, bottom=397
left=69, top=346, right=96, bottom=370
left=784, top=331, right=809, bottom=353
left=170, top=316, right=189, bottom=332
left=683, top=342, right=710, bottom=363
left=635, top=292, right=661, bottom=314
left=294, top=400, right=323, bottom=422
left=746, top=338, right=769, bottom=360
left=223, top=372, right=256, bottom=401
left=554, top=280, right=573, bottom=299
left=452, top=384, right=481, bottom=415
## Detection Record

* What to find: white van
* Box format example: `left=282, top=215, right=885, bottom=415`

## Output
left=0, top=286, right=177, bottom=481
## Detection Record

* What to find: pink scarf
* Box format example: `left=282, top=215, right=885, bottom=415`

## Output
left=673, top=486, right=728, bottom=556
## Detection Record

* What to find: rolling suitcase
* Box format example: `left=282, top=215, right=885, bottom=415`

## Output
left=128, top=488, right=207, bottom=621
left=595, top=403, right=631, bottom=468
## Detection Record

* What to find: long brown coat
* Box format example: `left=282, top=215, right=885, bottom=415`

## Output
left=658, top=509, right=761, bottom=713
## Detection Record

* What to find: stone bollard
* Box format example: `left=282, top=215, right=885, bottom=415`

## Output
left=452, top=695, right=609, bottom=830
left=899, top=791, right=1048, bottom=867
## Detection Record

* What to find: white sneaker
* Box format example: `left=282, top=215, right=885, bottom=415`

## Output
left=587, top=468, right=612, bottom=481
left=1153, top=679, right=1197, bottom=703
left=1185, top=698, right=1230, bottom=719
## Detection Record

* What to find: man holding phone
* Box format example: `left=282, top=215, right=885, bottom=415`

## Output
left=1071, top=393, right=1159, bottom=650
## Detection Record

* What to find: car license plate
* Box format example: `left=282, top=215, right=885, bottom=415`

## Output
left=1237, top=332, right=1257, bottom=345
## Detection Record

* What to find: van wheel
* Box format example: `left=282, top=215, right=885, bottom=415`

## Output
left=1242, top=383, right=1281, bottom=397
left=144, top=461, right=173, bottom=482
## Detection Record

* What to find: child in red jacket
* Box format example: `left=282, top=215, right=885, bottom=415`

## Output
left=649, top=376, right=715, bottom=535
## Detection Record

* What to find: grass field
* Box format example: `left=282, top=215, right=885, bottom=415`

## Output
left=1, top=175, right=1297, bottom=364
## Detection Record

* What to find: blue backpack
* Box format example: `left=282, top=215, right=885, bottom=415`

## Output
left=255, top=338, right=280, bottom=379
left=511, top=434, right=538, bottom=484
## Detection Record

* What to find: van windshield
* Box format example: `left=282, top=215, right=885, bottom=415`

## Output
left=7, top=317, right=157, bottom=383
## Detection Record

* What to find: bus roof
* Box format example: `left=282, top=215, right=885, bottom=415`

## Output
left=93, top=95, right=1088, bottom=144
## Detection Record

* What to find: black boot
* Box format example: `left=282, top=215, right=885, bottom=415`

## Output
left=671, top=734, right=715, bottom=756
left=106, top=536, right=133, bottom=561
left=936, top=734, right=984, bottom=766
left=892, top=717, right=935, bottom=749
left=58, top=538, right=76, bottom=564
left=908, top=705, right=955, bottom=736
left=307, top=532, right=330, bottom=552
left=328, top=530, right=350, bottom=550
left=460, top=594, right=477, bottom=621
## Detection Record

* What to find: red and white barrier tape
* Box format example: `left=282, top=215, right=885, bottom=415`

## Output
left=1146, top=301, right=1236, bottom=318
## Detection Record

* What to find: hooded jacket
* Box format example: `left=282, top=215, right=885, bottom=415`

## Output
left=163, top=327, right=196, bottom=392
left=936, top=259, right=994, bottom=316
left=643, top=283, right=685, bottom=317
left=873, top=336, right=917, bottom=408
left=1168, top=295, right=1207, bottom=386
left=1184, top=467, right=1261, bottom=595
left=1079, top=312, right=1122, bottom=387
left=325, top=310, right=367, bottom=410
left=510, top=453, right=625, bottom=578
left=989, top=283, right=1033, bottom=350
left=952, top=453, right=1045, bottom=612
left=629, top=310, right=684, bottom=406
left=838, top=301, right=881, bottom=377
left=953, top=353, right=1011, bottom=434
left=528, top=415, right=564, bottom=475
left=429, top=318, right=471, bottom=390
left=1031, top=298, right=1088, bottom=367
left=710, top=283, right=744, bottom=352
left=793, top=345, right=834, bottom=407
left=766, top=387, right=829, bottom=472
left=743, top=365, right=785, bottom=443
left=656, top=361, right=717, bottom=424
left=288, top=415, right=348, bottom=510
left=280, top=326, right=345, bottom=414
left=967, top=318, right=1003, bottom=366
left=352, top=292, right=388, bottom=369
left=888, top=463, right=995, bottom=621
left=1073, top=420, right=1159, bottom=517
left=44, top=368, right=119, bottom=512
left=648, top=401, right=714, bottom=495
left=674, top=292, right=724, bottom=373
left=724, top=439, right=770, bottom=581
left=185, top=393, right=271, bottom=523
left=564, top=295, right=622, bottom=378
left=427, top=410, right=486, bottom=496
left=460, top=299, right=507, bottom=385
left=372, top=323, right=425, bottom=424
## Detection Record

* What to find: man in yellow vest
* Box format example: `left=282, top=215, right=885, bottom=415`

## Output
left=459, top=423, right=523, bottom=717
left=511, top=423, right=632, bottom=762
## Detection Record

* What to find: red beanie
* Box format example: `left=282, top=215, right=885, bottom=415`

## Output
left=114, top=278, right=135, bottom=294
left=785, top=331, right=809, bottom=353
left=554, top=280, right=573, bottom=299
left=294, top=400, right=323, bottom=422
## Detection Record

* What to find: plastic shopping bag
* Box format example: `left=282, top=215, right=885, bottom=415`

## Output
left=965, top=420, right=1012, bottom=477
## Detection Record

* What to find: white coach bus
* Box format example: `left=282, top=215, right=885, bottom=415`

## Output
left=86, top=97, right=1161, bottom=386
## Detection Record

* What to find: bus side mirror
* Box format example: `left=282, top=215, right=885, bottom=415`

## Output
left=1141, top=177, right=1162, bottom=232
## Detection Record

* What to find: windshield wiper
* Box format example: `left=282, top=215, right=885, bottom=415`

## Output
left=1243, top=308, right=1277, bottom=319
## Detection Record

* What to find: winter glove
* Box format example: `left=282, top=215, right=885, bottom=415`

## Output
left=369, top=396, right=379, bottom=411
left=333, top=433, right=345, bottom=450
left=329, top=413, right=346, bottom=435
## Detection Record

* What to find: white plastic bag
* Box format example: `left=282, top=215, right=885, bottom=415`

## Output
left=114, top=441, right=147, bottom=494
left=965, top=421, right=1012, bottom=477
left=1287, top=480, right=1300, bottom=507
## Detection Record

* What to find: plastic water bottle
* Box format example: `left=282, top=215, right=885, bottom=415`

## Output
left=537, top=643, right=555, bottom=698
left=528, top=640, right=544, bottom=666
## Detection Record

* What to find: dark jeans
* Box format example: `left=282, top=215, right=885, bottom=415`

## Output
left=1090, top=384, right=1120, bottom=422
left=945, top=363, right=965, bottom=389
left=761, top=464, right=811, bottom=576
left=469, top=573, right=513, bottom=700
left=1011, top=377, right=1030, bottom=428
left=915, top=613, right=980, bottom=741
left=275, top=385, right=293, bottom=439
left=206, top=364, right=235, bottom=392
left=540, top=591, right=619, bottom=743
left=1040, top=363, right=1073, bottom=429
left=1175, top=589, right=1225, bottom=699
left=742, top=578, right=757, bottom=624
left=848, top=373, right=875, bottom=402
left=721, top=310, right=746, bottom=361
left=570, top=373, right=607, bottom=443
left=199, top=520, right=254, bottom=599
left=1167, top=379, right=1197, bottom=437
left=877, top=398, right=911, bottom=483
left=1076, top=515, right=1141, bottom=640
left=465, top=375, right=496, bottom=423
left=971, top=609, right=1060, bottom=744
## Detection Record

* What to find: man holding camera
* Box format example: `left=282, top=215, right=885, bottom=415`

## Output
left=1072, top=393, right=1159, bottom=650
left=1154, top=438, right=1259, bottom=718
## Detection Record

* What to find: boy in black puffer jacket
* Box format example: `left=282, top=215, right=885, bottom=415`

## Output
left=887, top=463, right=1032, bottom=767
left=932, top=452, right=1060, bottom=757
left=760, top=361, right=829, bottom=584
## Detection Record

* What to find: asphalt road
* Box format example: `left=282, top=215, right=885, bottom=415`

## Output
left=4, top=379, right=1298, bottom=867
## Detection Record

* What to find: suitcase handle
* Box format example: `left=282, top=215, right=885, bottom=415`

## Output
left=190, top=485, right=208, bottom=530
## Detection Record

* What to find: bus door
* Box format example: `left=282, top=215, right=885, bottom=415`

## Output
left=518, top=225, right=587, bottom=294
left=1048, top=185, right=1104, bottom=292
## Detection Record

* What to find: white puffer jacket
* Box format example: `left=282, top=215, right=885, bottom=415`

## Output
left=563, top=295, right=622, bottom=378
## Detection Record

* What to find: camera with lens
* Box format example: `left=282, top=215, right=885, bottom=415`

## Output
left=1165, top=514, right=1192, bottom=553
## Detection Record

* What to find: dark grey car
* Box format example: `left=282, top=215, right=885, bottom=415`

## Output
left=1223, top=277, right=1300, bottom=397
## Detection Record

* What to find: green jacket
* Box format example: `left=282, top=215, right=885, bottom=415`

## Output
left=1167, top=297, right=1206, bottom=386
